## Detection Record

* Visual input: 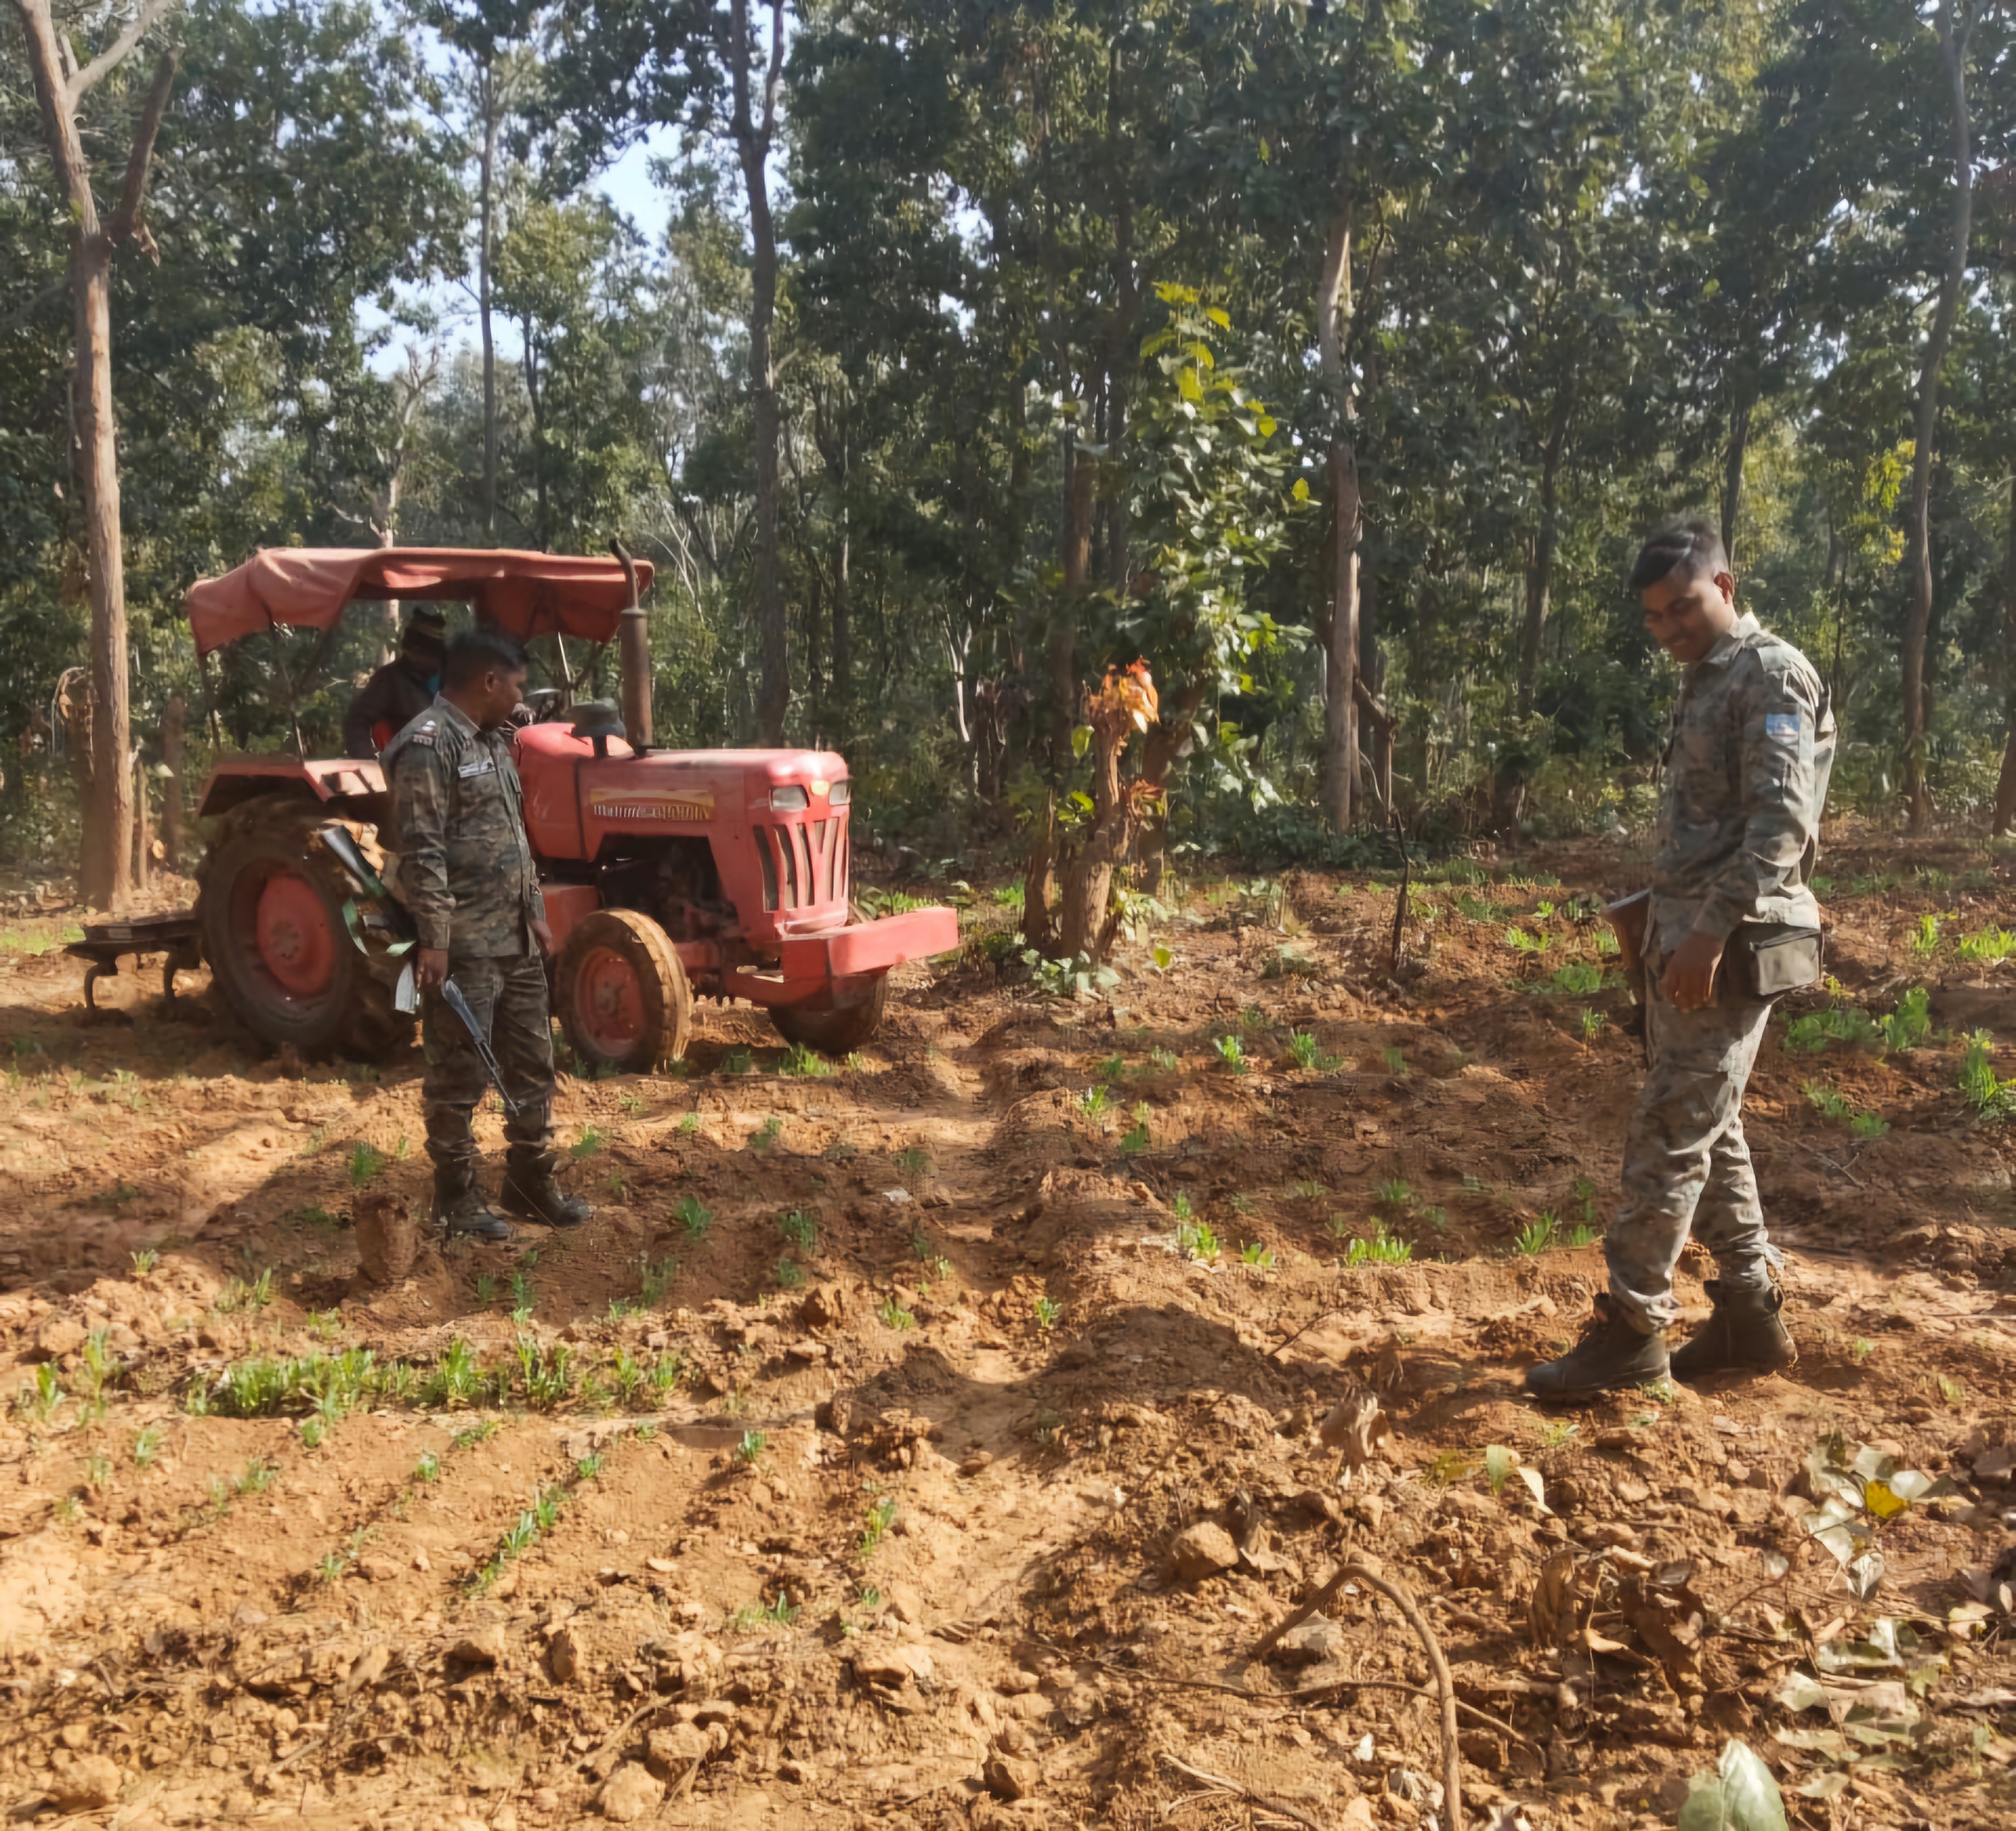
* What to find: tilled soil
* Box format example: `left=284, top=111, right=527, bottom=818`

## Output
left=0, top=840, right=2012, bottom=1831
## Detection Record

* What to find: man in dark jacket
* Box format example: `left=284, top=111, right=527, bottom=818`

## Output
left=342, top=611, right=446, bottom=758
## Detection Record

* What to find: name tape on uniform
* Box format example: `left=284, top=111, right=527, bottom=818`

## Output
left=458, top=757, right=497, bottom=779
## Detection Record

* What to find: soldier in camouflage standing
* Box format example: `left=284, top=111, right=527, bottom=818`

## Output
left=1528, top=521, right=1835, bottom=1398
left=383, top=627, right=591, bottom=1242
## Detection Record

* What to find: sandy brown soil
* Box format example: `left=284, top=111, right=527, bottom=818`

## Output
left=0, top=838, right=2011, bottom=1831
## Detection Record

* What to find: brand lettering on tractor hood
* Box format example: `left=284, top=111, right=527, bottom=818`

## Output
left=588, top=788, right=716, bottom=822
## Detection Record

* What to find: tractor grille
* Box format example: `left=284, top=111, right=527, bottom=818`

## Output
left=760, top=817, right=848, bottom=912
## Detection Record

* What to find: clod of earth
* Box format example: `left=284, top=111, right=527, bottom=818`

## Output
left=597, top=1761, right=664, bottom=1823
left=49, top=1755, right=122, bottom=1811
left=1168, top=1520, right=1242, bottom=1580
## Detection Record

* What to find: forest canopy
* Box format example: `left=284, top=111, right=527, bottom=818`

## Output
left=4, top=0, right=2015, bottom=885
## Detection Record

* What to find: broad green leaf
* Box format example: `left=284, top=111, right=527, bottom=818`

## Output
left=1071, top=725, right=1092, bottom=759
left=1675, top=1740, right=1788, bottom=1831
left=1483, top=1444, right=1516, bottom=1493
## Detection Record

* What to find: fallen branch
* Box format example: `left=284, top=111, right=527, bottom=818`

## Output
left=1254, top=1564, right=1463, bottom=1831
left=1160, top=1753, right=1324, bottom=1831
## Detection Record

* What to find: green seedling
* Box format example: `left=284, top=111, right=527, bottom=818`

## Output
left=640, top=1255, right=678, bottom=1304
left=1094, top=1053, right=1126, bottom=1082
left=1170, top=1191, right=1194, bottom=1222
left=876, top=1297, right=917, bottom=1331
left=1578, top=1008, right=1606, bottom=1041
left=858, top=1496, right=897, bottom=1559
left=130, top=1247, right=158, bottom=1278
left=1240, top=1242, right=1275, bottom=1267
left=1286, top=1030, right=1321, bottom=1069
left=1421, top=1205, right=1449, bottom=1231
left=476, top=1274, right=498, bottom=1306
left=1538, top=1420, right=1579, bottom=1451
left=779, top=1209, right=816, bottom=1252
left=723, top=1048, right=754, bottom=1075
left=678, top=1112, right=700, bottom=1136
left=748, top=1115, right=783, bottom=1152
left=132, top=1426, right=161, bottom=1469
left=1563, top=1223, right=1600, bottom=1248
left=894, top=1147, right=931, bottom=1179
left=1175, top=1219, right=1221, bottom=1262
left=676, top=1195, right=715, bottom=1238
left=1880, top=986, right=1932, bottom=1053
left=618, top=1091, right=645, bottom=1117
left=1850, top=1338, right=1874, bottom=1365
left=576, top=1451, right=605, bottom=1482
left=1150, top=1046, right=1180, bottom=1071
left=1212, top=1036, right=1248, bottom=1074
left=1291, top=1178, right=1327, bottom=1202
left=1376, top=1177, right=1414, bottom=1207
left=301, top=1418, right=325, bottom=1450
left=1959, top=1030, right=2016, bottom=1121
left=1910, top=913, right=1942, bottom=956
left=607, top=1297, right=632, bottom=1321
left=1033, top=1295, right=1062, bottom=1330
left=1339, top=1227, right=1413, bottom=1267
left=734, top=1429, right=768, bottom=1466
left=1514, top=1212, right=1558, bottom=1256
left=415, top=1449, right=441, bottom=1483
left=1079, top=1084, right=1109, bottom=1116
left=780, top=1041, right=830, bottom=1078
left=1850, top=1112, right=1890, bottom=1139
left=775, top=1257, right=806, bottom=1289
left=570, top=1126, right=605, bottom=1160
left=1118, top=1118, right=1150, bottom=1154
left=1957, top=925, right=2016, bottom=963
left=1503, top=926, right=1547, bottom=954
left=1381, top=1046, right=1407, bottom=1076
left=348, top=1143, right=385, bottom=1186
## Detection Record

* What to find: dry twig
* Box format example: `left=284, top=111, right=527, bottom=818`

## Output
left=1254, top=1564, right=1464, bottom=1831
left=1159, top=1753, right=1324, bottom=1831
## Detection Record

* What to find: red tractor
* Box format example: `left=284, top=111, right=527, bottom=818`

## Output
left=177, top=546, right=956, bottom=1068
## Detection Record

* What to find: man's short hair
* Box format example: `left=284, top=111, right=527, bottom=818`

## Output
left=443, top=626, right=528, bottom=690
left=1629, top=519, right=1730, bottom=593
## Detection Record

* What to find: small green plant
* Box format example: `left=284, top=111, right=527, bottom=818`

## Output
left=1578, top=1008, right=1607, bottom=1041
left=301, top=1418, right=325, bottom=1450
left=748, top=1115, right=784, bottom=1152
left=1376, top=1177, right=1414, bottom=1207
left=1880, top=986, right=1933, bottom=1053
left=1503, top=925, right=1548, bottom=954
left=348, top=1143, right=385, bottom=1186
left=216, top=1268, right=275, bottom=1313
left=422, top=1339, right=484, bottom=1408
left=132, top=1425, right=161, bottom=1468
left=1803, top=1081, right=1853, bottom=1121
left=1381, top=1046, right=1407, bottom=1076
left=1291, top=1178, right=1327, bottom=1202
left=570, top=1126, right=606, bottom=1160
left=617, top=1090, right=645, bottom=1118
left=415, top=1448, right=441, bottom=1483
left=723, top=1047, right=754, bottom=1075
left=1563, top=1222, right=1600, bottom=1248
left=1538, top=1420, right=1580, bottom=1451
left=779, top=1209, right=816, bottom=1252
left=1959, top=1030, right=2016, bottom=1121
left=1079, top=1083, right=1109, bottom=1116
left=1514, top=1212, right=1558, bottom=1256
left=1094, top=1053, right=1126, bottom=1082
left=1149, top=1045, right=1180, bottom=1071
left=1910, top=913, right=1942, bottom=956
left=1212, top=1035, right=1248, bottom=1074
left=1175, top=1219, right=1221, bottom=1262
left=895, top=1146, right=932, bottom=1179
left=678, top=1111, right=700, bottom=1137
left=858, top=1495, right=897, bottom=1559
left=775, top=1257, right=806, bottom=1289
left=1937, top=1372, right=1966, bottom=1406
left=83, top=1453, right=111, bottom=1493
left=476, top=1274, right=498, bottom=1306
left=780, top=1041, right=830, bottom=1078
left=1339, top=1226, right=1412, bottom=1267
left=306, top=1308, right=341, bottom=1343
left=1957, top=925, right=2016, bottom=963
left=1033, top=1295, right=1062, bottom=1330
left=640, top=1254, right=678, bottom=1304
left=1240, top=1241, right=1275, bottom=1267
left=1286, top=1030, right=1321, bottom=1069
left=1483, top=1444, right=1516, bottom=1495
left=1850, top=1338, right=1874, bottom=1364
left=1533, top=961, right=1602, bottom=996
left=130, top=1247, right=158, bottom=1278
left=1118, top=1116, right=1150, bottom=1153
left=1421, top=1204, right=1448, bottom=1230
left=1850, top=1111, right=1889, bottom=1139
left=676, top=1194, right=715, bottom=1238
left=1170, top=1190, right=1194, bottom=1222
left=876, top=1297, right=917, bottom=1331
left=236, top=1456, right=276, bottom=1495
left=734, top=1429, right=768, bottom=1466
left=510, top=1268, right=535, bottom=1314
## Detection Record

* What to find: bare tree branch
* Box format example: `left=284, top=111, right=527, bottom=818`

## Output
left=105, top=48, right=177, bottom=255
left=68, top=0, right=177, bottom=102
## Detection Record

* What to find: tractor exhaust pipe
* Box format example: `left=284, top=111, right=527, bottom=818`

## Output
left=611, top=539, right=652, bottom=753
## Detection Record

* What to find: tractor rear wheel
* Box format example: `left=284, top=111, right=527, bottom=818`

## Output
left=196, top=795, right=406, bottom=1058
left=769, top=976, right=886, bottom=1055
left=555, top=909, right=693, bottom=1074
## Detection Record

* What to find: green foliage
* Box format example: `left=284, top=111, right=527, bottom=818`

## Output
left=1957, top=926, right=2016, bottom=963
left=1212, top=1036, right=1248, bottom=1074
left=1175, top=1219, right=1221, bottom=1262
left=876, top=1297, right=917, bottom=1332
left=1033, top=1295, right=1062, bottom=1330
left=348, top=1144, right=385, bottom=1187
left=1959, top=1032, right=2015, bottom=1122
left=1878, top=987, right=1932, bottom=1053
left=676, top=1195, right=714, bottom=1238
left=780, top=1041, right=830, bottom=1078
left=1514, top=1212, right=1558, bottom=1256
left=1339, top=1225, right=1412, bottom=1268
left=570, top=1127, right=605, bottom=1160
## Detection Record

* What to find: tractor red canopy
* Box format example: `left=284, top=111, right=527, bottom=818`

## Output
left=183, top=548, right=654, bottom=657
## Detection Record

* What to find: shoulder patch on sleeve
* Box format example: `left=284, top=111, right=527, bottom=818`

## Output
left=409, top=720, right=437, bottom=748
left=1764, top=712, right=1800, bottom=742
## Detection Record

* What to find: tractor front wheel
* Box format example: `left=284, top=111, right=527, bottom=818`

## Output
left=555, top=909, right=693, bottom=1074
left=196, top=795, right=405, bottom=1058
left=769, top=976, right=887, bottom=1056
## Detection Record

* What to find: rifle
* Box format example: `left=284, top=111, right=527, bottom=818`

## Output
left=315, top=824, right=521, bottom=1118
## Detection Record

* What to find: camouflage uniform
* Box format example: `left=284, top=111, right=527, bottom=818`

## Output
left=383, top=697, right=556, bottom=1184
left=1606, top=613, right=1836, bottom=1332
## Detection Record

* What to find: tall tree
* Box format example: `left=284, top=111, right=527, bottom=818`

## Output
left=1902, top=0, right=1978, bottom=830
left=551, top=0, right=789, bottom=740
left=10, top=0, right=180, bottom=911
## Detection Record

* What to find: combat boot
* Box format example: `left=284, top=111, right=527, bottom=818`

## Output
left=501, top=1159, right=591, bottom=1229
left=432, top=1161, right=513, bottom=1244
left=1670, top=1279, right=1796, bottom=1382
left=1525, top=1295, right=1670, bottom=1401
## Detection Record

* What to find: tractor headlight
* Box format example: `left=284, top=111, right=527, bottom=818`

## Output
left=827, top=781, right=850, bottom=807
left=769, top=785, right=810, bottom=811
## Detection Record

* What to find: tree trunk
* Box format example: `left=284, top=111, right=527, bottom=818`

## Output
left=1059, top=708, right=1126, bottom=963
left=1720, top=392, right=1752, bottom=564
left=1517, top=408, right=1569, bottom=716
left=1052, top=433, right=1094, bottom=768
left=161, top=691, right=185, bottom=874
left=132, top=748, right=150, bottom=892
left=1903, top=0, right=1975, bottom=833
left=1138, top=682, right=1205, bottom=895
left=1317, top=206, right=1359, bottom=833
left=14, top=3, right=178, bottom=913
left=734, top=0, right=790, bottom=746
left=479, top=61, right=500, bottom=540
left=1994, top=472, right=2016, bottom=836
